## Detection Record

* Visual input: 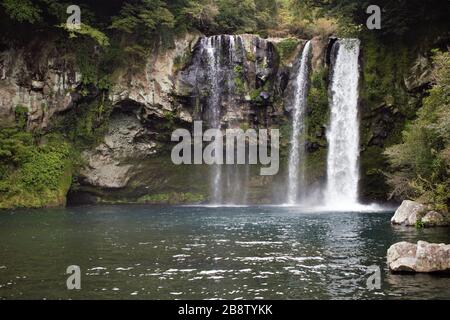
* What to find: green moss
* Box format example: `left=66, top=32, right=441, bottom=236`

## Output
left=278, top=120, right=293, bottom=161
left=138, top=192, right=205, bottom=204
left=234, top=65, right=246, bottom=95
left=14, top=105, right=28, bottom=128
left=306, top=67, right=329, bottom=147
left=138, top=193, right=170, bottom=204
left=173, top=47, right=193, bottom=73
left=361, top=35, right=412, bottom=115
left=55, top=94, right=113, bottom=149
left=275, top=38, right=300, bottom=65
left=250, top=88, right=262, bottom=102
left=249, top=82, right=271, bottom=107
left=245, top=51, right=255, bottom=63
left=304, top=148, right=327, bottom=183
left=359, top=146, right=389, bottom=200
left=415, top=218, right=424, bottom=229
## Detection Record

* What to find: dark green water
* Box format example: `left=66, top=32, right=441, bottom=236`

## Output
left=0, top=205, right=449, bottom=300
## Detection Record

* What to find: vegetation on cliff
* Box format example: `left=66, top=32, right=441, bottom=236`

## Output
left=0, top=0, right=448, bottom=208
left=385, top=51, right=450, bottom=212
left=0, top=128, right=74, bottom=208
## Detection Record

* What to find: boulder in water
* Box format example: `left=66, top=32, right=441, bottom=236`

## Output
left=391, top=200, right=426, bottom=226
left=422, top=211, right=448, bottom=227
left=387, top=241, right=450, bottom=273
left=391, top=200, right=449, bottom=227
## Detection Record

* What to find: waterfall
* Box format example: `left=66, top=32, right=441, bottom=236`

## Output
left=200, top=35, right=247, bottom=205
left=202, top=36, right=222, bottom=204
left=286, top=41, right=312, bottom=205
left=325, top=39, right=361, bottom=208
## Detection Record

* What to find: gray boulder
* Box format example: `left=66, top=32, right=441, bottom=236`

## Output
left=422, top=211, right=448, bottom=227
left=391, top=200, right=449, bottom=227
left=391, top=200, right=426, bottom=226
left=387, top=241, right=450, bottom=273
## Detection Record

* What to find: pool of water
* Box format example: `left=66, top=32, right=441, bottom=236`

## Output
left=0, top=205, right=449, bottom=299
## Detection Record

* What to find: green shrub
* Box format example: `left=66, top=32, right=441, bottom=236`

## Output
left=415, top=218, right=425, bottom=229
left=0, top=130, right=74, bottom=208
left=384, top=50, right=450, bottom=212
left=14, top=105, right=29, bottom=128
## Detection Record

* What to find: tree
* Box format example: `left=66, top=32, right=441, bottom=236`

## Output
left=385, top=50, right=450, bottom=212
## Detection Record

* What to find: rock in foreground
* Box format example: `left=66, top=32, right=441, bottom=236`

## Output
left=387, top=241, right=450, bottom=273
left=391, top=200, right=449, bottom=227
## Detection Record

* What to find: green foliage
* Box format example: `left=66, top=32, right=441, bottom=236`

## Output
left=249, top=82, right=271, bottom=107
left=182, top=0, right=219, bottom=32
left=233, top=65, right=246, bottom=95
left=385, top=50, right=450, bottom=212
left=361, top=35, right=411, bottom=114
left=275, top=38, right=300, bottom=64
left=74, top=42, right=123, bottom=92
left=138, top=193, right=170, bottom=204
left=295, top=0, right=449, bottom=40
left=138, top=192, right=205, bottom=204
left=306, top=67, right=328, bottom=142
left=56, top=95, right=113, bottom=148
left=212, top=0, right=279, bottom=34
left=14, top=105, right=29, bottom=128
left=0, top=129, right=73, bottom=208
left=277, top=120, right=292, bottom=160
left=60, top=23, right=109, bottom=47
left=2, top=0, right=42, bottom=23
left=415, top=218, right=425, bottom=230
left=110, top=0, right=175, bottom=34
left=173, top=47, right=193, bottom=73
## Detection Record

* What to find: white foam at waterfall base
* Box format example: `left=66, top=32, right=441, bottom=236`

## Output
left=282, top=38, right=385, bottom=212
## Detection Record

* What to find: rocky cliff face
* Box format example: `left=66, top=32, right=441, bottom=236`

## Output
left=72, top=33, right=322, bottom=204
left=72, top=35, right=327, bottom=202
left=0, top=44, right=80, bottom=130
left=0, top=32, right=431, bottom=207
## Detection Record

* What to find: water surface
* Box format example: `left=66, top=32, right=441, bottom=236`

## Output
left=0, top=205, right=449, bottom=299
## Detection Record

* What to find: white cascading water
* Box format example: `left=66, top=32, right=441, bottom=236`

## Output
left=286, top=41, right=312, bottom=205
left=325, top=39, right=361, bottom=209
left=201, top=35, right=248, bottom=205
left=202, top=36, right=223, bottom=204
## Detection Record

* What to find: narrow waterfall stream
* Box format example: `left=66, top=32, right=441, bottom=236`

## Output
left=286, top=41, right=312, bottom=205
left=200, top=35, right=248, bottom=205
left=202, top=36, right=223, bottom=204
left=325, top=39, right=361, bottom=208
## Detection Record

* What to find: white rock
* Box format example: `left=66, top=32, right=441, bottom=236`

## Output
left=391, top=200, right=426, bottom=226
left=387, top=241, right=450, bottom=273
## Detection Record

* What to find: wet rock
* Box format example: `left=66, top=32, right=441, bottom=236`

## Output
left=176, top=34, right=281, bottom=128
left=387, top=241, right=450, bottom=273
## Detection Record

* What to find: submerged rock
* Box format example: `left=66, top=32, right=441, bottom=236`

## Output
left=391, top=200, right=449, bottom=227
left=387, top=241, right=450, bottom=273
